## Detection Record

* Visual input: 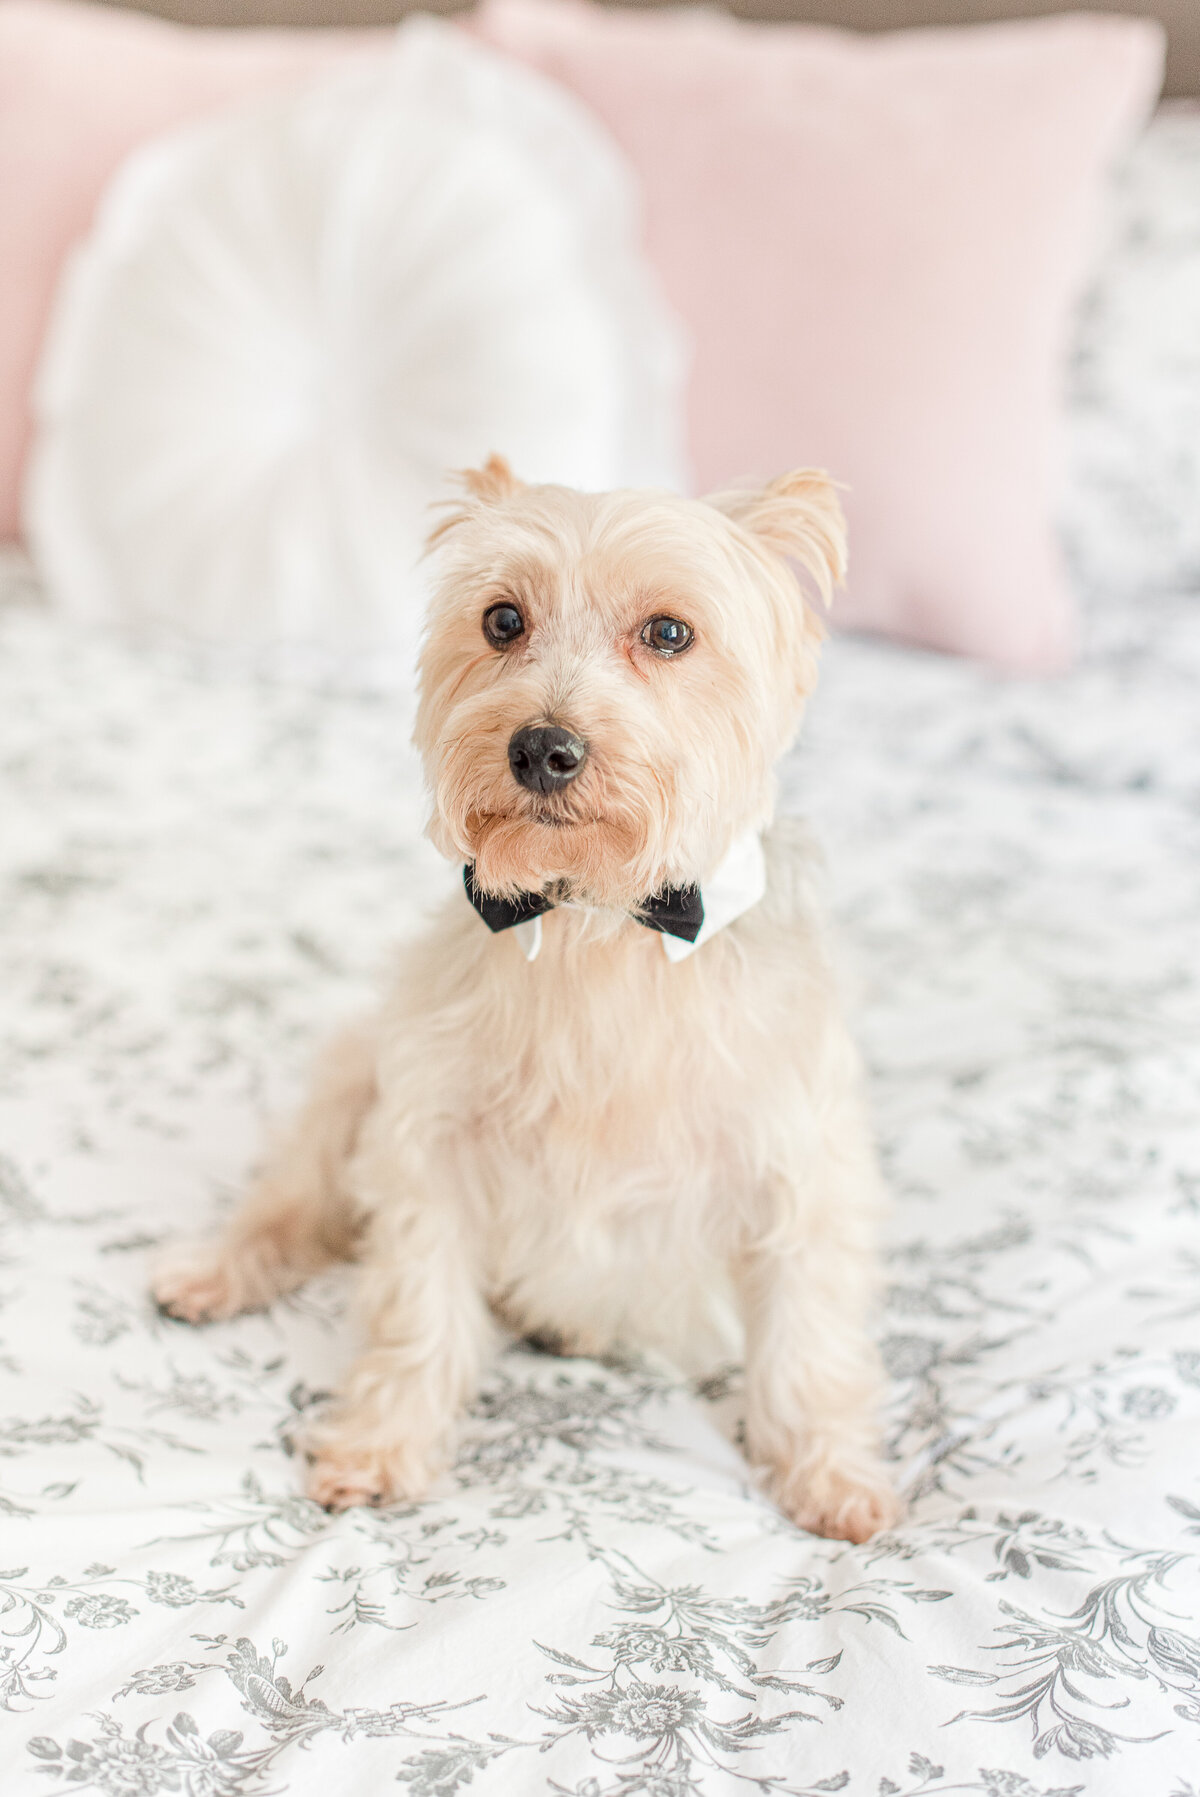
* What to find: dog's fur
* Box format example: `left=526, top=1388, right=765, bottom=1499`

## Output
left=152, top=459, right=900, bottom=1543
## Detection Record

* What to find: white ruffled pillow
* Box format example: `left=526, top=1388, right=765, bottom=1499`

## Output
left=24, top=18, right=686, bottom=681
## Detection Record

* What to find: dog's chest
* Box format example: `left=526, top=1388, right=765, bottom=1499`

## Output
left=464, top=928, right=758, bottom=1206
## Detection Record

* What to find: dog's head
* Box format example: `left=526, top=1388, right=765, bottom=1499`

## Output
left=415, top=457, right=845, bottom=909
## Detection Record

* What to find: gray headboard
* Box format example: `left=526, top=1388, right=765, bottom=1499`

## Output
left=94, top=0, right=1200, bottom=97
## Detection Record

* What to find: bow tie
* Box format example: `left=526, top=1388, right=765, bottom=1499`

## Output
left=464, top=864, right=704, bottom=945
left=461, top=830, right=767, bottom=965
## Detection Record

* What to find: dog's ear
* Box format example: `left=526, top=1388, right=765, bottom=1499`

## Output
left=427, top=455, right=524, bottom=549
left=708, top=469, right=847, bottom=611
left=460, top=454, right=522, bottom=503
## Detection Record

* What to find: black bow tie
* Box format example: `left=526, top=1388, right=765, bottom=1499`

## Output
left=464, top=864, right=704, bottom=944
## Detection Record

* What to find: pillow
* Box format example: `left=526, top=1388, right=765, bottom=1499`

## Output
left=1062, top=103, right=1200, bottom=602
left=24, top=18, right=685, bottom=679
left=472, top=0, right=1164, bottom=672
left=0, top=0, right=391, bottom=544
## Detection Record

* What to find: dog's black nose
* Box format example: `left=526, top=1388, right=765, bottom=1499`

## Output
left=508, top=724, right=587, bottom=794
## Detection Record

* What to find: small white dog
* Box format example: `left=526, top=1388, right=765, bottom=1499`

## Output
left=153, top=458, right=899, bottom=1543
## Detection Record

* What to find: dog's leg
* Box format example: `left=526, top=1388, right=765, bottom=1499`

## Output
left=152, top=1022, right=377, bottom=1323
left=303, top=1142, right=496, bottom=1511
left=740, top=1187, right=899, bottom=1544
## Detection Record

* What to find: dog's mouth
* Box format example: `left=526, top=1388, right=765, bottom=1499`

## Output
left=458, top=797, right=657, bottom=912
left=531, top=805, right=591, bottom=830
left=458, top=804, right=602, bottom=860
left=484, top=799, right=601, bottom=832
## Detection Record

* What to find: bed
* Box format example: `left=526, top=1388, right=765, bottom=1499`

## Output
left=5, top=0, right=1200, bottom=1785
left=2, top=516, right=1199, bottom=1795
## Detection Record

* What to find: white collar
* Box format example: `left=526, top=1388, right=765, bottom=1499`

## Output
left=514, top=828, right=767, bottom=963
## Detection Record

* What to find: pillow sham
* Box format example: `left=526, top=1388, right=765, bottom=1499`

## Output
left=472, top=0, right=1165, bottom=671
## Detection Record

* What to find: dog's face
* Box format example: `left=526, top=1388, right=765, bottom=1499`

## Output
left=415, top=458, right=846, bottom=908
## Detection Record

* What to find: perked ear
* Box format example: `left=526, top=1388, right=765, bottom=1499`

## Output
left=427, top=454, right=524, bottom=550
left=459, top=454, right=522, bottom=503
left=708, top=468, right=848, bottom=610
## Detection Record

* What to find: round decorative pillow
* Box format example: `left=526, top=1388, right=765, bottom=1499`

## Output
left=24, top=18, right=686, bottom=680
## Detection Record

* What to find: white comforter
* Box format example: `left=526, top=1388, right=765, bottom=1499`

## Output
left=2, top=555, right=1199, bottom=1797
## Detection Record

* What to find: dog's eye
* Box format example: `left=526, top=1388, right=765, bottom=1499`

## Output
left=641, top=616, right=693, bottom=656
left=483, top=602, right=525, bottom=648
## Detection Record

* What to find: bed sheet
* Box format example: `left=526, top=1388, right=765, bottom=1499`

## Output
left=2, top=556, right=1200, bottom=1797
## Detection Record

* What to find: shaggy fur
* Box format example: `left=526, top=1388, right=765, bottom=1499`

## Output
left=152, top=459, right=900, bottom=1544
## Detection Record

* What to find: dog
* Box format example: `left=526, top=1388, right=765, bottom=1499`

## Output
left=152, top=457, right=900, bottom=1544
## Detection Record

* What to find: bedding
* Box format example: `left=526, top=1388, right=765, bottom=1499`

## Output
left=1063, top=101, right=1200, bottom=602
left=2, top=551, right=1199, bottom=1794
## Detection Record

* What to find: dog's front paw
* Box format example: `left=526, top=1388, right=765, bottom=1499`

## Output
left=152, top=1254, right=250, bottom=1324
left=768, top=1450, right=901, bottom=1543
left=303, top=1424, right=445, bottom=1513
left=306, top=1449, right=399, bottom=1512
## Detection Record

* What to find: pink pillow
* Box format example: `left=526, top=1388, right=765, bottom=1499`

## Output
left=0, top=0, right=385, bottom=541
left=472, top=0, right=1164, bottom=670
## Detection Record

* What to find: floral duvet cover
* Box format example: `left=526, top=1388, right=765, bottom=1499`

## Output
left=2, top=555, right=1200, bottom=1797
